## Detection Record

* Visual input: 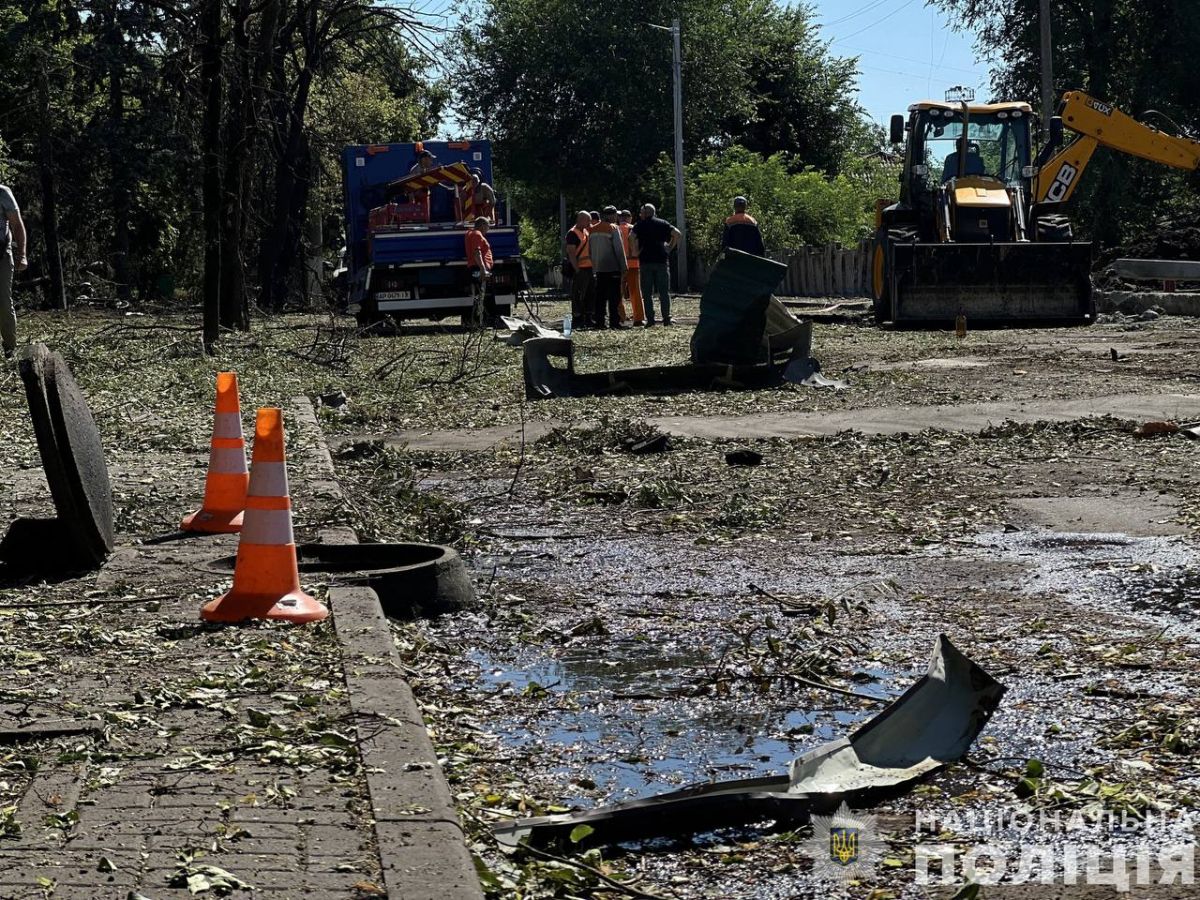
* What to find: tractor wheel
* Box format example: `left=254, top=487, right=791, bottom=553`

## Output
left=871, top=230, right=889, bottom=324
left=1036, top=214, right=1074, bottom=242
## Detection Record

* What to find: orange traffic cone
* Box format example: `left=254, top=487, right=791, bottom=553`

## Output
left=182, top=372, right=249, bottom=534
left=202, top=408, right=328, bottom=624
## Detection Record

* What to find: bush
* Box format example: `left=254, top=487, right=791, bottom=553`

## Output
left=646, top=145, right=900, bottom=261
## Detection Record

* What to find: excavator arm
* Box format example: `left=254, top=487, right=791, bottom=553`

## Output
left=1034, top=91, right=1200, bottom=204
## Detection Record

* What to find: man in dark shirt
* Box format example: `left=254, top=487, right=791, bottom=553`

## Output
left=721, top=196, right=766, bottom=256
left=630, top=203, right=680, bottom=326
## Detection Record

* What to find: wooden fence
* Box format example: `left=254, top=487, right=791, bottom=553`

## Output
left=541, top=241, right=876, bottom=296
left=769, top=240, right=873, bottom=298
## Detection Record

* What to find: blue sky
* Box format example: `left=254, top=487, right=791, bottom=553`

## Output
left=807, top=0, right=992, bottom=125
left=414, top=0, right=993, bottom=131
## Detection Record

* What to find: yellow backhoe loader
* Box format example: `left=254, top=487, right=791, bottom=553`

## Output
left=872, top=91, right=1200, bottom=326
left=1034, top=91, right=1200, bottom=205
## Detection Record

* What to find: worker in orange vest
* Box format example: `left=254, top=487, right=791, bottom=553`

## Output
left=566, top=211, right=594, bottom=328
left=618, top=209, right=645, bottom=325
left=721, top=196, right=766, bottom=256
left=407, top=148, right=438, bottom=221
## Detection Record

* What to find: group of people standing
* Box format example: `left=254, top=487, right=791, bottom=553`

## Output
left=565, top=204, right=680, bottom=330
left=562, top=196, right=766, bottom=331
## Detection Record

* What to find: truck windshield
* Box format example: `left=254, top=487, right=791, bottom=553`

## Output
left=919, top=110, right=1030, bottom=185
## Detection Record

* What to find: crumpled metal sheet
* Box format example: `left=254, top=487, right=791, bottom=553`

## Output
left=494, top=634, right=1004, bottom=847
left=787, top=634, right=1005, bottom=793
left=522, top=337, right=785, bottom=400
left=784, top=356, right=849, bottom=389
left=691, top=249, right=787, bottom=365
left=500, top=315, right=561, bottom=346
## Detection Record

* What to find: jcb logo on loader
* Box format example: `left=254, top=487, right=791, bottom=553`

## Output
left=1086, top=98, right=1114, bottom=116
left=1046, top=162, right=1079, bottom=202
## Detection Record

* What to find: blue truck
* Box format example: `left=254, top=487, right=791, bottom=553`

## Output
left=339, top=140, right=526, bottom=326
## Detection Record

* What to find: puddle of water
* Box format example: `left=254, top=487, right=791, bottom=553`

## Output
left=1129, top=570, right=1200, bottom=614
left=468, top=640, right=894, bottom=805
left=943, top=529, right=1200, bottom=634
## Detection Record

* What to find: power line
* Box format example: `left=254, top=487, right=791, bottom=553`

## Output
left=834, top=0, right=921, bottom=43
left=819, top=0, right=897, bottom=29
left=838, top=43, right=982, bottom=77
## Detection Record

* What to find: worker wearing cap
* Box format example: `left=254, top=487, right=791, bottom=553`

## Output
left=618, top=209, right=644, bottom=325
left=408, top=148, right=436, bottom=176
left=566, top=211, right=594, bottom=328
left=588, top=206, right=628, bottom=329
left=721, top=196, right=765, bottom=256
left=407, top=148, right=438, bottom=220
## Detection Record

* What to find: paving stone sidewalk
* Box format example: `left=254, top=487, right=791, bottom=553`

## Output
left=0, top=400, right=478, bottom=899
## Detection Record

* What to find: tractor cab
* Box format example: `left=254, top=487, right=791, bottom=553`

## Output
left=895, top=101, right=1035, bottom=243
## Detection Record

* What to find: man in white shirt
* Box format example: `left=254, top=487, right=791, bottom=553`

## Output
left=0, top=185, right=28, bottom=358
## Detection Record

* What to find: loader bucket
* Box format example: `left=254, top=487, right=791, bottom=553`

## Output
left=888, top=241, right=1094, bottom=326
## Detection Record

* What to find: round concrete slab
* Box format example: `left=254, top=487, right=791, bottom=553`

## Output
left=17, top=344, right=77, bottom=529
left=45, top=351, right=114, bottom=564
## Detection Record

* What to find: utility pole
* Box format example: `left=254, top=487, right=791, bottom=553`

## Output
left=671, top=18, right=688, bottom=292
left=1039, top=0, right=1054, bottom=136
left=646, top=18, right=689, bottom=291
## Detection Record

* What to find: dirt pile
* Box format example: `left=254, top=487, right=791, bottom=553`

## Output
left=1099, top=221, right=1200, bottom=267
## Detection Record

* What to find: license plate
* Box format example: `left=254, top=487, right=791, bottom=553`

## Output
left=375, top=290, right=411, bottom=301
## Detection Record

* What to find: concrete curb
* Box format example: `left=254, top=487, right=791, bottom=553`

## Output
left=289, top=397, right=483, bottom=900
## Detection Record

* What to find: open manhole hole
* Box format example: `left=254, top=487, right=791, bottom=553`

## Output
left=209, top=542, right=475, bottom=619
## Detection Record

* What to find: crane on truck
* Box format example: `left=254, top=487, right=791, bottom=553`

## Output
left=872, top=91, right=1200, bottom=328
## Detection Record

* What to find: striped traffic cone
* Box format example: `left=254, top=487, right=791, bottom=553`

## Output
left=201, top=408, right=328, bottom=624
left=182, top=372, right=249, bottom=534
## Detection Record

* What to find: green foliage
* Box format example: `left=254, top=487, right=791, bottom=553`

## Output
left=646, top=145, right=899, bottom=259
left=0, top=0, right=441, bottom=307
left=725, top=3, right=872, bottom=174
left=454, top=0, right=869, bottom=220
left=516, top=217, right=563, bottom=278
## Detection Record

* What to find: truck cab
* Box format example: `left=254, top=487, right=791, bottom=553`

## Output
left=340, top=140, right=527, bottom=326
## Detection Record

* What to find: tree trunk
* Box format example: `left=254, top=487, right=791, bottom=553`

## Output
left=218, top=0, right=252, bottom=331
left=258, top=64, right=315, bottom=311
left=35, top=62, right=66, bottom=311
left=200, top=0, right=223, bottom=352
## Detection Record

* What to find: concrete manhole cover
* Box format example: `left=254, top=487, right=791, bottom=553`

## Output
left=46, top=348, right=115, bottom=561
left=0, top=344, right=113, bottom=572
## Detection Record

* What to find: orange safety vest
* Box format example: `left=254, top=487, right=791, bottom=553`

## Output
left=569, top=225, right=592, bottom=269
left=724, top=212, right=758, bottom=226
left=619, top=222, right=639, bottom=269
